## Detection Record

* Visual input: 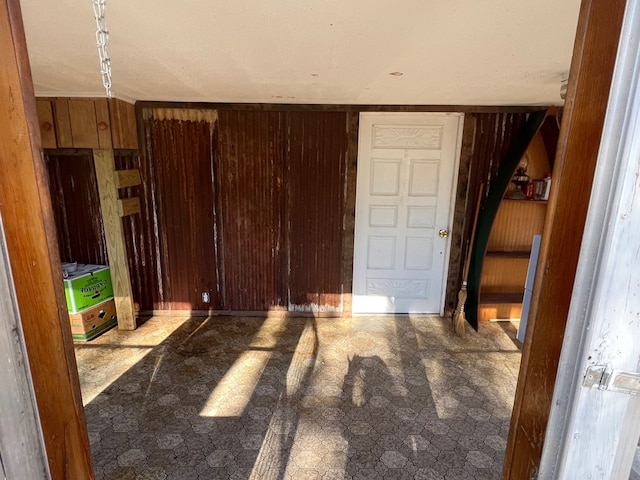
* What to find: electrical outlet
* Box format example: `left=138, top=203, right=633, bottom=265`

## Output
left=202, top=292, right=210, bottom=304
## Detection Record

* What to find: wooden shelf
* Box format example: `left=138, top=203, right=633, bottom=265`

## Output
left=486, top=250, right=531, bottom=259
left=480, top=292, right=524, bottom=304
left=475, top=129, right=550, bottom=322
left=503, top=198, right=548, bottom=204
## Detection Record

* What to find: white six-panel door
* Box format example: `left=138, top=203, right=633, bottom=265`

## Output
left=352, top=113, right=463, bottom=314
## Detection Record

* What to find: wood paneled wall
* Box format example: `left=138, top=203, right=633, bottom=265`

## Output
left=46, top=152, right=108, bottom=265
left=150, top=119, right=219, bottom=310
left=114, top=153, right=157, bottom=313
left=486, top=201, right=547, bottom=252
left=287, top=111, right=347, bottom=311
left=445, top=112, right=530, bottom=310
left=216, top=111, right=287, bottom=311
left=467, top=113, right=529, bottom=209
left=43, top=106, right=539, bottom=315
left=36, top=98, right=138, bottom=149
left=131, top=108, right=349, bottom=313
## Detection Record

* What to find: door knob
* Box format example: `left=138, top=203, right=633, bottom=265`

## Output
left=439, top=229, right=449, bottom=238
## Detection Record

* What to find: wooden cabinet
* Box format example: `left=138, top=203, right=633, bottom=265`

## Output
left=36, top=97, right=138, bottom=150
left=479, top=130, right=550, bottom=321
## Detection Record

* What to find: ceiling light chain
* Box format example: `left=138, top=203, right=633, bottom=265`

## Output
left=92, top=0, right=113, bottom=98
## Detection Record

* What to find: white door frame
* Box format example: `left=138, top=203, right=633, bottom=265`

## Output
left=0, top=211, right=50, bottom=479
left=352, top=112, right=463, bottom=315
left=539, top=0, right=640, bottom=477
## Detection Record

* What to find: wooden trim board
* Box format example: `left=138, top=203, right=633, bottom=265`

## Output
left=115, top=168, right=141, bottom=188
left=93, top=149, right=137, bottom=330
left=117, top=197, right=141, bottom=217
left=0, top=212, right=50, bottom=480
left=502, top=0, right=627, bottom=477
left=539, top=1, right=640, bottom=474
left=136, top=101, right=551, bottom=114
left=0, top=0, right=94, bottom=477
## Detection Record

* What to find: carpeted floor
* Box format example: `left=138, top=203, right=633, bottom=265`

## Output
left=75, top=315, right=522, bottom=480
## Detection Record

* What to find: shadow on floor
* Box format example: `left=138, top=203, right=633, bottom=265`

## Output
left=75, top=315, right=521, bottom=480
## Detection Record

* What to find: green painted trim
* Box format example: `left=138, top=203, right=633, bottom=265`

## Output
left=72, top=317, right=117, bottom=341
left=466, top=110, right=548, bottom=330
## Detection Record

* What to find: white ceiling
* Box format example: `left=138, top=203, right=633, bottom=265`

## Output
left=19, top=0, right=581, bottom=105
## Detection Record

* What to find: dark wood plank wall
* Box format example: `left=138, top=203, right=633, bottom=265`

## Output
left=46, top=152, right=108, bottom=265
left=130, top=109, right=348, bottom=312
left=216, top=111, right=287, bottom=311
left=445, top=112, right=529, bottom=310
left=468, top=113, right=528, bottom=210
left=44, top=107, right=541, bottom=315
left=149, top=119, right=219, bottom=310
left=287, top=111, right=347, bottom=311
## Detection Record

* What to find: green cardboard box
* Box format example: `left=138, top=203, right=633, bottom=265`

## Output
left=64, top=264, right=114, bottom=313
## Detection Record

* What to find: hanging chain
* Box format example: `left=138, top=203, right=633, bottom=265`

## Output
left=92, top=0, right=113, bottom=98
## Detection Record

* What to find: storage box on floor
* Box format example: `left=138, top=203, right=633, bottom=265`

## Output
left=62, top=263, right=117, bottom=341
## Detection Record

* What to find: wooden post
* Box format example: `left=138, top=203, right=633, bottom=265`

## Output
left=503, top=0, right=627, bottom=477
left=0, top=215, right=50, bottom=480
left=0, top=0, right=94, bottom=477
left=93, top=149, right=137, bottom=330
left=539, top=1, right=640, bottom=474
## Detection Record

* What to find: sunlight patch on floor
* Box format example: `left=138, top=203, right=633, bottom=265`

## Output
left=250, top=319, right=318, bottom=479
left=75, top=316, right=190, bottom=404
left=199, top=350, right=272, bottom=417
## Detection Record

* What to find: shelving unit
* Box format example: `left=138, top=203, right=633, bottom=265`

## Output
left=478, top=130, right=551, bottom=321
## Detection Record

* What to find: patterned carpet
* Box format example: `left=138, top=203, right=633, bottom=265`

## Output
left=75, top=315, right=522, bottom=480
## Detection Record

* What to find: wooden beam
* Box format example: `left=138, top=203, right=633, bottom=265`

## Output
left=503, top=0, right=627, bottom=478
left=538, top=2, right=640, bottom=474
left=341, top=112, right=358, bottom=316
left=115, top=168, right=141, bottom=188
left=0, top=217, right=50, bottom=480
left=93, top=149, right=137, bottom=330
left=0, top=0, right=94, bottom=477
left=136, top=100, right=551, bottom=114
left=117, top=197, right=141, bottom=217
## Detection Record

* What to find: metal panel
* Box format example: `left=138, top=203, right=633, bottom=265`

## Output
left=216, top=110, right=287, bottom=310
left=148, top=118, right=219, bottom=310
left=286, top=111, right=347, bottom=311
left=115, top=153, right=161, bottom=312
left=45, top=152, right=108, bottom=265
left=115, top=154, right=142, bottom=311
